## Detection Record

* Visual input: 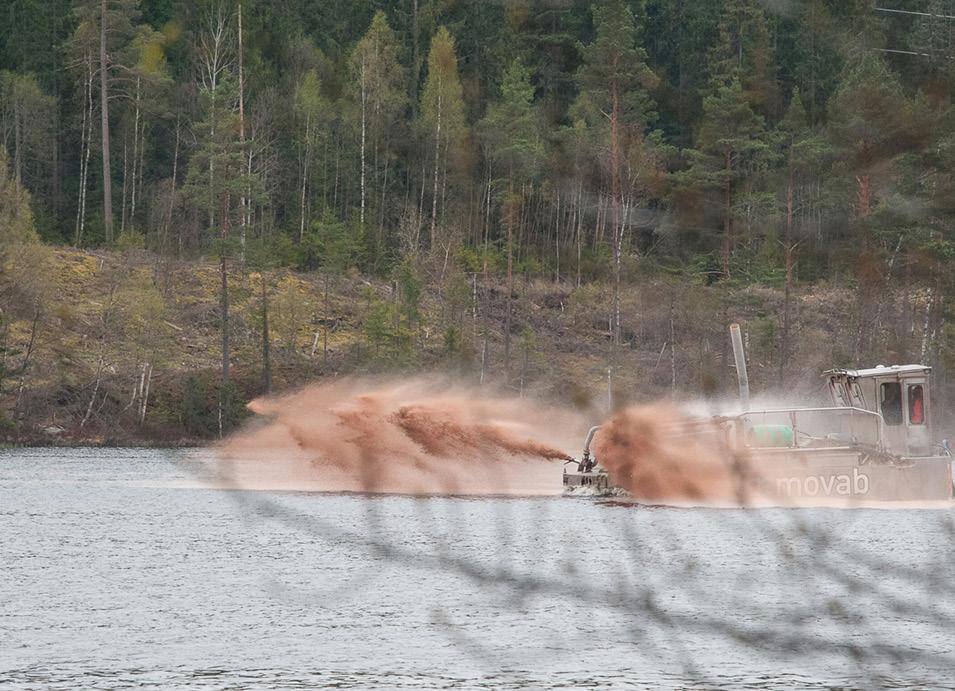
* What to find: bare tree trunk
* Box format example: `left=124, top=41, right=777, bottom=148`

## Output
left=52, top=44, right=63, bottom=216
left=127, top=362, right=144, bottom=412
left=169, top=113, right=181, bottom=256
left=218, top=194, right=231, bottom=438
left=130, top=76, right=141, bottom=233
left=471, top=271, right=477, bottom=342
left=262, top=275, right=271, bottom=393
left=120, top=137, right=128, bottom=235
left=139, top=363, right=152, bottom=425
left=856, top=174, right=871, bottom=220
left=75, top=56, right=94, bottom=247
left=136, top=116, right=145, bottom=231
left=722, top=149, right=732, bottom=278
left=613, top=200, right=627, bottom=350
left=245, top=134, right=254, bottom=229
left=411, top=0, right=420, bottom=109
left=332, top=133, right=340, bottom=211
left=378, top=130, right=392, bottom=245
left=576, top=180, right=583, bottom=288
left=780, top=159, right=794, bottom=386
left=81, top=356, right=105, bottom=429
left=481, top=259, right=489, bottom=385
left=504, top=177, right=515, bottom=382
left=520, top=338, right=528, bottom=398
left=610, top=80, right=622, bottom=377
left=554, top=191, right=561, bottom=283
left=9, top=305, right=40, bottom=419
left=74, top=69, right=88, bottom=246
left=238, top=2, right=247, bottom=258
left=323, top=273, right=330, bottom=364
left=300, top=113, right=310, bottom=242
left=359, top=55, right=367, bottom=227
left=670, top=302, right=677, bottom=395
left=99, top=0, right=114, bottom=242
left=0, top=322, right=8, bottom=398
left=921, top=288, right=934, bottom=362
left=439, top=140, right=450, bottom=235
left=484, top=169, right=492, bottom=251
left=13, top=87, right=21, bottom=195
left=430, top=88, right=442, bottom=247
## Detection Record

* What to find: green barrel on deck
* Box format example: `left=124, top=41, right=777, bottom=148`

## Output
left=748, top=424, right=794, bottom=448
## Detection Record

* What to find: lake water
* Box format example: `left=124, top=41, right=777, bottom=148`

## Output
left=3, top=448, right=955, bottom=689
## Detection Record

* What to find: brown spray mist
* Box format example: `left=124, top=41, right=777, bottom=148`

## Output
left=213, top=376, right=586, bottom=495
left=591, top=404, right=751, bottom=505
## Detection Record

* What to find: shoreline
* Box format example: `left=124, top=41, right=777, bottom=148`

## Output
left=1, top=437, right=206, bottom=449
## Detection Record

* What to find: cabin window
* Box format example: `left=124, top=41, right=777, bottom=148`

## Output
left=828, top=380, right=848, bottom=407
left=908, top=384, right=925, bottom=425
left=880, top=382, right=903, bottom=426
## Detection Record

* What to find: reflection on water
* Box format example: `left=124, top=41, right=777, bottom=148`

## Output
left=2, top=448, right=955, bottom=689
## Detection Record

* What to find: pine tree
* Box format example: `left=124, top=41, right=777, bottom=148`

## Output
left=479, top=59, right=542, bottom=180
left=645, top=0, right=722, bottom=143
left=518, top=2, right=589, bottom=126
left=827, top=53, right=912, bottom=223
left=708, top=0, right=778, bottom=116
left=679, top=76, right=766, bottom=278
left=774, top=89, right=830, bottom=382
left=828, top=53, right=920, bottom=359
left=791, top=0, right=842, bottom=124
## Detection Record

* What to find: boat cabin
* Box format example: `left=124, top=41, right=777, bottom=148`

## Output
left=825, top=365, right=932, bottom=457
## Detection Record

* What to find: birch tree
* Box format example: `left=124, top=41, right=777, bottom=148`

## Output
left=577, top=0, right=657, bottom=405
left=419, top=26, right=466, bottom=249
left=350, top=11, right=407, bottom=239
left=70, top=0, right=141, bottom=243
left=182, top=4, right=245, bottom=436
left=0, top=72, right=55, bottom=205
left=479, top=58, right=542, bottom=382
left=294, top=69, right=323, bottom=243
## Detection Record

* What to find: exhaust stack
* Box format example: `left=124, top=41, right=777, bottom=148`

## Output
left=730, top=323, right=750, bottom=410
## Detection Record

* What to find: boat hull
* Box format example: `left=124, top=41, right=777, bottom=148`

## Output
left=749, top=450, right=952, bottom=502
left=563, top=450, right=953, bottom=502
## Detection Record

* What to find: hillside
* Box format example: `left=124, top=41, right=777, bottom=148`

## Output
left=3, top=246, right=934, bottom=446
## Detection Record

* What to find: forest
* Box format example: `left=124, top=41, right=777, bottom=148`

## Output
left=3, top=0, right=955, bottom=442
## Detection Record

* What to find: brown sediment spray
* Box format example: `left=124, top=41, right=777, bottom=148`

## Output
left=591, top=404, right=749, bottom=505
left=213, top=376, right=584, bottom=495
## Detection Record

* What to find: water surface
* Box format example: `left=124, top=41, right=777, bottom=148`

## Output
left=3, top=448, right=955, bottom=689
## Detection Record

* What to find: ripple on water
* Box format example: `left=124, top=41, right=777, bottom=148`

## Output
left=2, top=448, right=955, bottom=689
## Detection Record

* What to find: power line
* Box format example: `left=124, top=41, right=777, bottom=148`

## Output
left=875, top=6, right=955, bottom=21
left=874, top=47, right=934, bottom=57
left=874, top=5, right=955, bottom=59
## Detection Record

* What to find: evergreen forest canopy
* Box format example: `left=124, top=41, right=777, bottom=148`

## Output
left=6, top=0, right=955, bottom=274
left=3, top=0, right=955, bottom=410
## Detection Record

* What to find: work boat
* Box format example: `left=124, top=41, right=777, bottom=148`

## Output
left=564, top=328, right=954, bottom=502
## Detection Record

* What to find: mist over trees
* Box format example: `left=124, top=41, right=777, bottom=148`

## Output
left=3, top=0, right=955, bottom=437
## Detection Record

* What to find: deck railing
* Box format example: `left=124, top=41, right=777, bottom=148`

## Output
left=729, top=407, right=886, bottom=451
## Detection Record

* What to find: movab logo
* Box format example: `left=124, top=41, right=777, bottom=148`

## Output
left=776, top=468, right=870, bottom=496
